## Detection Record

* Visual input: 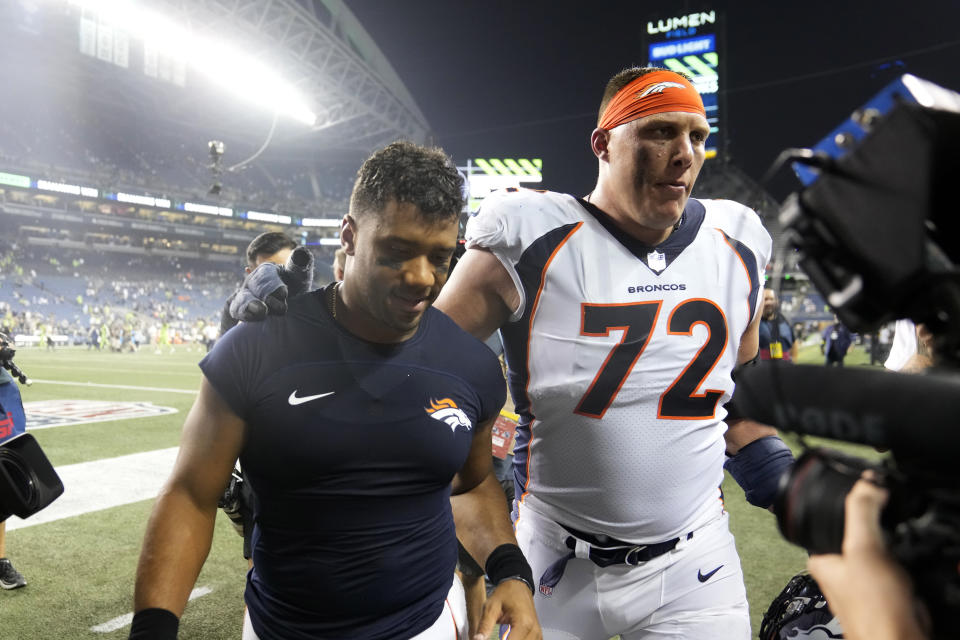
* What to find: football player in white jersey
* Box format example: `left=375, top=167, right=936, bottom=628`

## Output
left=437, top=67, right=795, bottom=639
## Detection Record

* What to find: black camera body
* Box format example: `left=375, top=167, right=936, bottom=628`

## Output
left=1, top=332, right=29, bottom=386
left=761, top=413, right=960, bottom=638
left=734, top=363, right=960, bottom=575
left=734, top=77, right=960, bottom=637
left=0, top=333, right=63, bottom=523
left=0, top=433, right=64, bottom=523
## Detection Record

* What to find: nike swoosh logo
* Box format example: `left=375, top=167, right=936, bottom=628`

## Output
left=288, top=390, right=335, bottom=405
left=697, top=565, right=723, bottom=582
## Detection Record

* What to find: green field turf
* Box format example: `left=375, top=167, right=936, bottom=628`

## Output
left=1, top=343, right=883, bottom=638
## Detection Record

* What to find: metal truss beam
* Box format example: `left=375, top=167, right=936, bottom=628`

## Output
left=154, top=0, right=432, bottom=152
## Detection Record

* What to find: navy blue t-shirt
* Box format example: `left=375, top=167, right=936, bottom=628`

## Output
left=200, top=285, right=505, bottom=640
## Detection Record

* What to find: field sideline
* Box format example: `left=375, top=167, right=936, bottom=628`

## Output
left=1, top=343, right=881, bottom=638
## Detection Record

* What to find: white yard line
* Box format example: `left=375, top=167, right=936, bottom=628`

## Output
left=90, top=586, right=213, bottom=633
left=28, top=365, right=197, bottom=376
left=5, top=447, right=180, bottom=531
left=28, top=379, right=198, bottom=395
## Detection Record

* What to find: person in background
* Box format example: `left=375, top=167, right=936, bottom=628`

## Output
left=219, top=232, right=297, bottom=337
left=822, top=316, right=854, bottom=367
left=759, top=288, right=800, bottom=361
left=884, top=319, right=934, bottom=373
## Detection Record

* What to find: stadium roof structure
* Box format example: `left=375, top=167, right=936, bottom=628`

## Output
left=1, top=0, right=431, bottom=161
left=134, top=0, right=432, bottom=151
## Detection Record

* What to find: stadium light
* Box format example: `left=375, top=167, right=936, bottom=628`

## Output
left=115, top=192, right=171, bottom=208
left=184, top=202, right=233, bottom=217
left=301, top=218, right=342, bottom=227
left=0, top=172, right=32, bottom=188
left=36, top=179, right=99, bottom=198
left=65, top=0, right=317, bottom=126
left=247, top=211, right=292, bottom=225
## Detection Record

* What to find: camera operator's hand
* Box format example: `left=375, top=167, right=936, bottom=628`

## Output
left=807, top=476, right=930, bottom=640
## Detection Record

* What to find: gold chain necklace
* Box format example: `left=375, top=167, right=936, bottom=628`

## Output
left=329, top=282, right=341, bottom=319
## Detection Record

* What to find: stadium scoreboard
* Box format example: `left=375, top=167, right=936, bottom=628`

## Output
left=644, top=9, right=724, bottom=161
left=460, top=158, right=543, bottom=212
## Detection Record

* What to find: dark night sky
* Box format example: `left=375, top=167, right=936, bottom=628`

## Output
left=342, top=0, right=960, bottom=199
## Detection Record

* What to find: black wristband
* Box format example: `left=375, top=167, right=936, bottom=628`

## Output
left=484, top=543, right=534, bottom=594
left=129, top=608, right=179, bottom=640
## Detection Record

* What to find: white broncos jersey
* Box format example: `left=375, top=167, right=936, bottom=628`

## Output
left=466, top=189, right=772, bottom=542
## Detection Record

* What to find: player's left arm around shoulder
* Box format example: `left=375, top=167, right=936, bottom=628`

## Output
left=723, top=310, right=796, bottom=509
left=451, top=417, right=541, bottom=640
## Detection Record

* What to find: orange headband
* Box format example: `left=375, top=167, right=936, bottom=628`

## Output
left=598, top=70, right=705, bottom=130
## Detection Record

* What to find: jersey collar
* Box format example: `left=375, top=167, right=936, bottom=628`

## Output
left=577, top=197, right=706, bottom=274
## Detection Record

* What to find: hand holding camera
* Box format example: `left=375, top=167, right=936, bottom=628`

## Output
left=808, top=475, right=930, bottom=640
left=739, top=75, right=960, bottom=639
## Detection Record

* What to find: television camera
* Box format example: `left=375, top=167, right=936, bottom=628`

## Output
left=0, top=332, right=64, bottom=524
left=732, top=75, right=960, bottom=639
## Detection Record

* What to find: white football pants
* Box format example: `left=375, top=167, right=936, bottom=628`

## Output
left=514, top=501, right=750, bottom=640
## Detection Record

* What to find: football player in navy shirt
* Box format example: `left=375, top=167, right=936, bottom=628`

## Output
left=130, top=142, right=540, bottom=640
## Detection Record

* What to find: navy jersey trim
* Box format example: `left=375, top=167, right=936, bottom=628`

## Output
left=578, top=198, right=706, bottom=274
left=716, top=228, right=761, bottom=320
left=499, top=221, right=582, bottom=507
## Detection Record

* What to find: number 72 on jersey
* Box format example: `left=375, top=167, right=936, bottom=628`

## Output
left=574, top=299, right=728, bottom=421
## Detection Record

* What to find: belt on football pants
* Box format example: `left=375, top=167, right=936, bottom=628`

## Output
left=538, top=524, right=694, bottom=593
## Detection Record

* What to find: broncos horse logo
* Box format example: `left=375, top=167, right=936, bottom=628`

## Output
left=425, top=398, right=473, bottom=432
left=637, top=81, right=687, bottom=98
